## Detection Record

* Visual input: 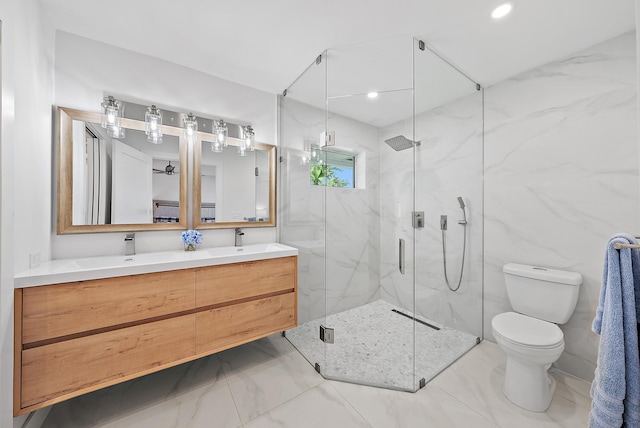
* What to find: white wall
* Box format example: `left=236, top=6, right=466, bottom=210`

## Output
left=484, top=31, right=638, bottom=381
left=0, top=1, right=56, bottom=426
left=52, top=31, right=278, bottom=258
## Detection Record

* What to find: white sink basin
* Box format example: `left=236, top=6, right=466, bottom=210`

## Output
left=74, top=252, right=179, bottom=269
left=207, top=243, right=292, bottom=257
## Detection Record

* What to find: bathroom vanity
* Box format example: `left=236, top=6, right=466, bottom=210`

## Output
left=13, top=244, right=297, bottom=416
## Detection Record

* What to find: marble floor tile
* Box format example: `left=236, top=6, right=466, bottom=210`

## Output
left=221, top=336, right=325, bottom=423
left=42, top=354, right=236, bottom=428
left=111, top=380, right=241, bottom=428
left=39, top=334, right=591, bottom=428
left=331, top=379, right=498, bottom=428
left=430, top=341, right=591, bottom=428
left=217, top=334, right=300, bottom=377
left=243, top=382, right=371, bottom=428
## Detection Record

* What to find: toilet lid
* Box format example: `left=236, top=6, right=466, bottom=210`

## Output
left=492, top=312, right=564, bottom=348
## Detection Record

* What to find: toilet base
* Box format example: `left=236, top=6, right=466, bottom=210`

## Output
left=503, top=355, right=556, bottom=412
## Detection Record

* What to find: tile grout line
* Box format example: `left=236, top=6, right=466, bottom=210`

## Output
left=429, top=384, right=501, bottom=428
left=239, top=380, right=330, bottom=426
left=216, top=354, right=245, bottom=428
left=325, top=380, right=373, bottom=428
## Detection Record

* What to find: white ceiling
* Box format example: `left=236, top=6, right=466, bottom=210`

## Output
left=39, top=0, right=635, bottom=124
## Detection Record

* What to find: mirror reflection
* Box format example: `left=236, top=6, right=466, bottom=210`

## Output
left=194, top=138, right=275, bottom=228
left=71, top=121, right=181, bottom=225
left=57, top=107, right=187, bottom=234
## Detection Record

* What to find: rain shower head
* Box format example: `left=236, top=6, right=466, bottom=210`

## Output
left=384, top=135, right=420, bottom=151
left=457, top=197, right=466, bottom=210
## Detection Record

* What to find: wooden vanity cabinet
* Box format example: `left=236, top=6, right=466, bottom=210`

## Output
left=14, top=256, right=297, bottom=416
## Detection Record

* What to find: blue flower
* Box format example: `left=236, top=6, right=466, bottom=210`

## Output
left=181, top=229, right=203, bottom=245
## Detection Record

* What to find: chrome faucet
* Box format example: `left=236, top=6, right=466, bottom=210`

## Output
left=124, top=233, right=135, bottom=256
left=235, top=228, right=244, bottom=247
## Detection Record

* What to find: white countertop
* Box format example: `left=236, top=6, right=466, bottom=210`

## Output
left=14, top=243, right=298, bottom=288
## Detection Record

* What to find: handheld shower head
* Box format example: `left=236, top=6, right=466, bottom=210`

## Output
left=457, top=197, right=465, bottom=210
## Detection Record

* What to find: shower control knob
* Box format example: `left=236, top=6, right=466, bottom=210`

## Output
left=412, top=211, right=424, bottom=229
left=440, top=215, right=448, bottom=230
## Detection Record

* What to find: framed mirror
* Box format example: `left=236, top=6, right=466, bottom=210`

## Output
left=57, top=107, right=188, bottom=234
left=193, top=137, right=276, bottom=229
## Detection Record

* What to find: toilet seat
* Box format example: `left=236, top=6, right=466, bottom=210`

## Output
left=492, top=312, right=564, bottom=349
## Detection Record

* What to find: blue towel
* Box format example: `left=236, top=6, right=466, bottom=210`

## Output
left=590, top=234, right=640, bottom=428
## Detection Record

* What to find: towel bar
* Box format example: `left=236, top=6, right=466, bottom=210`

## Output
left=613, top=243, right=640, bottom=250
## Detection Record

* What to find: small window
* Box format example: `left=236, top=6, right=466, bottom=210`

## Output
left=310, top=150, right=355, bottom=188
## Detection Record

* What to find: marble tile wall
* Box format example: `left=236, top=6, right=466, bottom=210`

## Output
left=379, top=87, right=484, bottom=338
left=484, top=31, right=639, bottom=381
left=279, top=98, right=382, bottom=323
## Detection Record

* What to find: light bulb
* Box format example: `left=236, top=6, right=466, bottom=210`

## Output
left=183, top=113, right=198, bottom=142
left=145, top=105, right=163, bottom=144
left=215, top=119, right=228, bottom=147
left=242, top=125, right=255, bottom=152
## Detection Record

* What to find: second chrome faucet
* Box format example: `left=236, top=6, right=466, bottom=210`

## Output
left=124, top=233, right=135, bottom=256
left=235, top=228, right=244, bottom=247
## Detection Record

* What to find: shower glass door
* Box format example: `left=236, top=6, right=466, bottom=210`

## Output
left=410, top=39, right=484, bottom=383
left=321, top=38, right=418, bottom=391
left=278, top=52, right=329, bottom=374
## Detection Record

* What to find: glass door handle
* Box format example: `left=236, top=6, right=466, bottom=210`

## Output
left=399, top=238, right=405, bottom=274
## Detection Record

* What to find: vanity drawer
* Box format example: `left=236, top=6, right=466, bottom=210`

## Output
left=195, top=257, right=296, bottom=307
left=22, top=270, right=195, bottom=344
left=195, top=293, right=296, bottom=354
left=20, top=314, right=196, bottom=408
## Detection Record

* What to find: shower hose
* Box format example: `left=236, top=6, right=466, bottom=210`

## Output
left=442, top=220, right=467, bottom=292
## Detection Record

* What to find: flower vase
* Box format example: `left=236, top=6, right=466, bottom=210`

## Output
left=184, top=243, right=196, bottom=251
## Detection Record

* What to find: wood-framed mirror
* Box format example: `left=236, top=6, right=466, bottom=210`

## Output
left=193, top=137, right=276, bottom=229
left=57, top=107, right=188, bottom=234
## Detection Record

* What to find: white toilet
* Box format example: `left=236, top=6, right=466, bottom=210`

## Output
left=491, top=263, right=582, bottom=412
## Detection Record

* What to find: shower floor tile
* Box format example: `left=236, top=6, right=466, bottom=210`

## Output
left=286, top=299, right=478, bottom=391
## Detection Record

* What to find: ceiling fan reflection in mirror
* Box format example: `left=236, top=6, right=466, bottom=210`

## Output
left=153, top=161, right=177, bottom=175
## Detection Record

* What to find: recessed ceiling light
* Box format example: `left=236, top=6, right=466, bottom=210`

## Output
left=367, top=92, right=379, bottom=99
left=491, top=3, right=512, bottom=19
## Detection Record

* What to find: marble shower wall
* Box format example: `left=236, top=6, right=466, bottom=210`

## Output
left=279, top=98, right=381, bottom=324
left=379, top=91, right=484, bottom=338
left=484, top=31, right=639, bottom=381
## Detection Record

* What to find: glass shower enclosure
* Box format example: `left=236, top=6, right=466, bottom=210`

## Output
left=279, top=37, right=483, bottom=391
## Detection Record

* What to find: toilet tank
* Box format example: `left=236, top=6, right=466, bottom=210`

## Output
left=503, top=263, right=582, bottom=324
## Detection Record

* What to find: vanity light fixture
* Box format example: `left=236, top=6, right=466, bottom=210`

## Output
left=491, top=2, right=513, bottom=19
left=100, top=95, right=125, bottom=138
left=183, top=113, right=198, bottom=143
left=242, top=125, right=255, bottom=152
left=214, top=119, right=228, bottom=147
left=145, top=105, right=163, bottom=144
left=238, top=138, right=247, bottom=157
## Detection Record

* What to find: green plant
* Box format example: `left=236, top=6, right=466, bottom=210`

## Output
left=310, top=163, right=348, bottom=187
left=310, top=163, right=326, bottom=185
